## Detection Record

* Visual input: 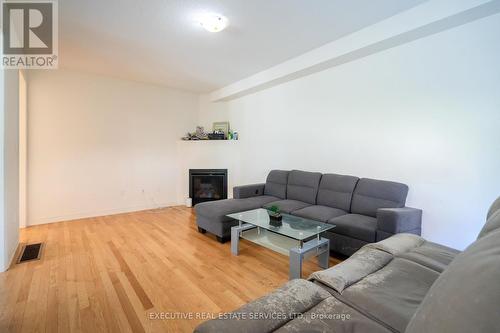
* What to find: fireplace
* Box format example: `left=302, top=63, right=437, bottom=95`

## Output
left=189, top=169, right=228, bottom=206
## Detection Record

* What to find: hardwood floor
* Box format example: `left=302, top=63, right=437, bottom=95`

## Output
left=0, top=207, right=341, bottom=333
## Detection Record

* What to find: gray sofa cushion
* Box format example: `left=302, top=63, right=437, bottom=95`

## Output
left=365, top=233, right=425, bottom=255
left=316, top=173, right=359, bottom=211
left=263, top=199, right=311, bottom=214
left=365, top=233, right=458, bottom=273
left=264, top=170, right=289, bottom=199
left=397, top=241, right=459, bottom=273
left=292, top=205, right=347, bottom=222
left=275, top=297, right=392, bottom=333
left=310, top=246, right=393, bottom=293
left=486, top=196, right=500, bottom=219
left=329, top=214, right=378, bottom=242
left=243, top=195, right=282, bottom=208
left=477, top=197, right=500, bottom=239
left=342, top=258, right=440, bottom=333
left=194, top=279, right=331, bottom=333
left=195, top=196, right=278, bottom=221
left=351, top=178, right=408, bottom=217
left=286, top=170, right=322, bottom=204
left=406, top=226, right=500, bottom=333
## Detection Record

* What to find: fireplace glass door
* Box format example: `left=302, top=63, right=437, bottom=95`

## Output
left=189, top=169, right=227, bottom=205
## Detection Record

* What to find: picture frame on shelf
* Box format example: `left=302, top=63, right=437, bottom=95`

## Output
left=212, top=122, right=230, bottom=138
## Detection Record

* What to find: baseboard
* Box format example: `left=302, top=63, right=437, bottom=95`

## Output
left=27, top=202, right=178, bottom=226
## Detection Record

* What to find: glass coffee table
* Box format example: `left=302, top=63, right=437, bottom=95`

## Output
left=227, top=208, right=335, bottom=280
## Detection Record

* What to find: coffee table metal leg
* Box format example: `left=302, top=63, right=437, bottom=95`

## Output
left=289, top=248, right=303, bottom=279
left=318, top=240, right=330, bottom=269
left=231, top=227, right=240, bottom=255
left=231, top=223, right=255, bottom=256
left=289, top=238, right=330, bottom=280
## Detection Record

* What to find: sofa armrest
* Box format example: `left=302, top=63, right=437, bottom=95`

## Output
left=233, top=183, right=265, bottom=199
left=377, top=207, right=422, bottom=234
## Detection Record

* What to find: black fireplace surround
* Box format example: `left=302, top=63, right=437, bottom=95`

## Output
left=189, top=169, right=228, bottom=206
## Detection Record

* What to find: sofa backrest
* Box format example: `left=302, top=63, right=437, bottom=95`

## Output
left=264, top=170, right=289, bottom=199
left=286, top=170, right=322, bottom=205
left=316, top=174, right=359, bottom=211
left=405, top=199, right=500, bottom=333
left=350, top=178, right=408, bottom=217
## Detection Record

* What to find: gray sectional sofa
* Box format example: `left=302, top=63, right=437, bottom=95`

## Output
left=195, top=197, right=500, bottom=333
left=195, top=170, right=422, bottom=256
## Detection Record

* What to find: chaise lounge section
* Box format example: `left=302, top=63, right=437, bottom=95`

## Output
left=195, top=197, right=500, bottom=333
left=195, top=170, right=422, bottom=256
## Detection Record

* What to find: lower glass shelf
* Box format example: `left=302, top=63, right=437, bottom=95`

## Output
left=241, top=228, right=300, bottom=256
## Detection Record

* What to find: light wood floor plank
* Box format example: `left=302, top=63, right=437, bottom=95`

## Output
left=0, top=206, right=341, bottom=332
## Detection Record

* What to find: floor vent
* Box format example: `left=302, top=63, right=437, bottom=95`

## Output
left=18, top=243, right=43, bottom=263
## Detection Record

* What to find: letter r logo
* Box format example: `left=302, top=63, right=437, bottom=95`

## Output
left=2, top=1, right=53, bottom=54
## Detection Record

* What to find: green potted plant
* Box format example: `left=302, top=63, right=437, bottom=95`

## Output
left=267, top=205, right=282, bottom=225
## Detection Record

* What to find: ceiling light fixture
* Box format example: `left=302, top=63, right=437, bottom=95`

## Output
left=195, top=13, right=229, bottom=32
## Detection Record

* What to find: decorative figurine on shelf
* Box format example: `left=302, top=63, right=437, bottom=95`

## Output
left=267, top=205, right=282, bottom=226
left=195, top=126, right=207, bottom=139
left=181, top=126, right=209, bottom=140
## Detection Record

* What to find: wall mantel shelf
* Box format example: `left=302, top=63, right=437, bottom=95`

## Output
left=178, top=140, right=239, bottom=143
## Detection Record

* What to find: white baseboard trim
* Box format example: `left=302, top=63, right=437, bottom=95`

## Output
left=27, top=202, right=179, bottom=226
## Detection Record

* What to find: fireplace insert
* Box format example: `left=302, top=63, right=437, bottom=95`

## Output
left=189, top=169, right=228, bottom=206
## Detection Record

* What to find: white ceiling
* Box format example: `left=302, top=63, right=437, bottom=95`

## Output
left=59, top=0, right=426, bottom=93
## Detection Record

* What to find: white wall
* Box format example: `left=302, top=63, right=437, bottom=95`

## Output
left=19, top=71, right=27, bottom=228
left=1, top=69, right=20, bottom=271
left=198, top=13, right=500, bottom=250
left=0, top=69, right=4, bottom=271
left=27, top=69, right=198, bottom=225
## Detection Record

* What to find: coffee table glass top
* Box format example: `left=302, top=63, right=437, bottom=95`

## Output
left=227, top=208, right=335, bottom=241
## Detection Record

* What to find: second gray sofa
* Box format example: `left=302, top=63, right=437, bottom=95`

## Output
left=195, top=197, right=500, bottom=333
left=195, top=170, right=422, bottom=256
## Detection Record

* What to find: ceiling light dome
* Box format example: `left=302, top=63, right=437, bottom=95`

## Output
left=196, top=13, right=229, bottom=32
